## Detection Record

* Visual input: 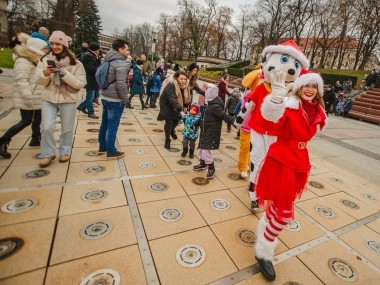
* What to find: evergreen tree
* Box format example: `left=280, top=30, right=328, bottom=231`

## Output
left=75, top=0, right=102, bottom=44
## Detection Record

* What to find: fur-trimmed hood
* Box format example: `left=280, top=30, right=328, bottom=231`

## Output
left=13, top=33, right=45, bottom=65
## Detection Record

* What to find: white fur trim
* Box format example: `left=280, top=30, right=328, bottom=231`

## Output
left=262, top=45, right=310, bottom=69
left=293, top=73, right=324, bottom=95
left=284, top=96, right=299, bottom=109
left=255, top=232, right=278, bottom=261
left=261, top=95, right=286, bottom=122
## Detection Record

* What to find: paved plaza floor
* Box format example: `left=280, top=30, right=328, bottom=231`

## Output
left=1, top=69, right=380, bottom=284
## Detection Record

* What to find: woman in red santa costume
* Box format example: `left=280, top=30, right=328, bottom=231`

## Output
left=254, top=71, right=327, bottom=281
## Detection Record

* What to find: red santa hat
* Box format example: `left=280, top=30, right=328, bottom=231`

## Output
left=262, top=40, right=310, bottom=69
left=292, top=70, right=324, bottom=94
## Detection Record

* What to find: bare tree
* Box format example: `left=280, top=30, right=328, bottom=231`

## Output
left=157, top=13, right=171, bottom=58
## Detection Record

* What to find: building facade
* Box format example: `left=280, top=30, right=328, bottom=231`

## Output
left=196, top=56, right=232, bottom=69
left=98, top=33, right=116, bottom=54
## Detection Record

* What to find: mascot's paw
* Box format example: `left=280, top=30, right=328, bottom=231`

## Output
left=234, top=117, right=244, bottom=129
left=270, top=72, right=293, bottom=103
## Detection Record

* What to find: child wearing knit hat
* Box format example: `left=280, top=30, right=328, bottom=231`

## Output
left=181, top=102, right=202, bottom=158
left=224, top=87, right=240, bottom=132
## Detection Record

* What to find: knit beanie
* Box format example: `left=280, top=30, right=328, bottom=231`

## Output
left=26, top=38, right=47, bottom=54
left=66, top=36, right=72, bottom=42
left=232, top=88, right=239, bottom=94
left=49, top=31, right=68, bottom=47
left=89, top=42, right=100, bottom=51
left=190, top=102, right=200, bottom=114
left=205, top=87, right=219, bottom=101
left=136, top=59, right=144, bottom=66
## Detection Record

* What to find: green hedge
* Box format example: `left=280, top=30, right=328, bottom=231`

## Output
left=320, top=73, right=357, bottom=87
left=205, top=67, right=225, bottom=72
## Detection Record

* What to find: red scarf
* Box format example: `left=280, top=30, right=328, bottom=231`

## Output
left=300, top=98, right=318, bottom=126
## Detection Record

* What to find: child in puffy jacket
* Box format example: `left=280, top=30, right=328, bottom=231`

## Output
left=225, top=88, right=240, bottom=132
left=181, top=102, right=202, bottom=158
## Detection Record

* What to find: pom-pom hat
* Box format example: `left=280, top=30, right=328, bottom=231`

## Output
left=292, top=71, right=324, bottom=94
left=49, top=31, right=68, bottom=47
left=262, top=40, right=310, bottom=69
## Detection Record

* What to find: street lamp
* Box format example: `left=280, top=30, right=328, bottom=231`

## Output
left=151, top=31, right=156, bottom=63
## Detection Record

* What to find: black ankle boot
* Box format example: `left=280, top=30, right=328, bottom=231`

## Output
left=29, top=136, right=40, bottom=147
left=181, top=148, right=188, bottom=157
left=256, top=257, right=276, bottom=281
left=164, top=139, right=171, bottom=149
left=193, top=159, right=207, bottom=171
left=189, top=149, right=194, bottom=159
left=206, top=162, right=215, bottom=178
left=0, top=138, right=11, bottom=159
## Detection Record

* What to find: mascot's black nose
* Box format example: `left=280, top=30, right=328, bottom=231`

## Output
left=288, top=69, right=295, bottom=75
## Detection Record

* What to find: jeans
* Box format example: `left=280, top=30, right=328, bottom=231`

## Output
left=40, top=100, right=76, bottom=157
left=78, top=89, right=99, bottom=115
left=98, top=99, right=125, bottom=155
left=182, top=136, right=196, bottom=150
left=1, top=109, right=41, bottom=141
left=164, top=119, right=179, bottom=141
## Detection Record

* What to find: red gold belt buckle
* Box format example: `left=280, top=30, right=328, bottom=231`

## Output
left=298, top=142, right=306, bottom=149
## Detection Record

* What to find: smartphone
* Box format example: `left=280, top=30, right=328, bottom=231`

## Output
left=46, top=60, right=57, bottom=68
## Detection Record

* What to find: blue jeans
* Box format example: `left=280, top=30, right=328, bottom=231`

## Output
left=78, top=89, right=99, bottom=115
left=98, top=99, right=125, bottom=155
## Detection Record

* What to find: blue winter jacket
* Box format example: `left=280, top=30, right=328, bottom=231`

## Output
left=149, top=73, right=162, bottom=93
left=30, top=32, right=50, bottom=47
left=182, top=113, right=201, bottom=140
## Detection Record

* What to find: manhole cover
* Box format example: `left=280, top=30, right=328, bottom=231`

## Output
left=308, top=181, right=324, bottom=189
left=328, top=258, right=358, bottom=282
left=177, top=159, right=192, bottom=166
left=283, top=282, right=303, bottom=285
left=225, top=146, right=236, bottom=150
left=86, top=129, right=99, bottom=132
left=340, top=199, right=359, bottom=209
left=176, top=244, right=206, bottom=268
left=85, top=151, right=104, bottom=156
left=148, top=182, right=169, bottom=192
left=365, top=240, right=380, bottom=255
left=79, top=269, right=120, bottom=285
left=285, top=220, right=301, bottom=232
left=80, top=220, right=113, bottom=240
left=32, top=153, right=43, bottom=160
left=361, top=193, right=377, bottom=202
left=132, top=149, right=147, bottom=155
left=22, top=169, right=50, bottom=179
left=153, top=129, right=163, bottom=132
left=81, top=190, right=108, bottom=202
left=214, top=158, right=223, bottom=163
left=192, top=177, right=209, bottom=186
left=139, top=112, right=147, bottom=114
left=0, top=237, right=24, bottom=260
left=210, top=198, right=230, bottom=210
left=121, top=122, right=133, bottom=125
left=1, top=198, right=38, bottom=213
left=124, top=129, right=136, bottom=132
left=330, top=177, right=343, bottom=183
left=121, top=116, right=129, bottom=119
left=315, top=206, right=335, bottom=218
left=84, top=166, right=106, bottom=173
left=159, top=208, right=183, bottom=222
left=161, top=138, right=167, bottom=142
left=127, top=138, right=141, bottom=143
left=235, top=228, right=256, bottom=246
left=147, top=123, right=158, bottom=125
left=143, top=117, right=152, bottom=120
left=87, top=122, right=99, bottom=125
left=139, top=162, right=156, bottom=169
left=228, top=173, right=243, bottom=181
left=86, top=138, right=98, bottom=143
left=168, top=148, right=180, bottom=152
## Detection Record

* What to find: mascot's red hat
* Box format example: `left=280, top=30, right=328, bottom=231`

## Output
left=262, top=40, right=310, bottom=69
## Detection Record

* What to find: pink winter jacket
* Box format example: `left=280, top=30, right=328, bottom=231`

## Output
left=241, top=90, right=252, bottom=133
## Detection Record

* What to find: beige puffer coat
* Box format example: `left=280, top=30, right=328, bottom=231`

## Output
left=36, top=56, right=86, bottom=104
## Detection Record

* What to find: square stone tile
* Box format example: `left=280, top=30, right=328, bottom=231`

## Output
left=59, top=181, right=127, bottom=216
left=0, top=150, right=18, bottom=167
left=365, top=183, right=380, bottom=194
left=155, top=144, right=184, bottom=157
left=138, top=120, right=163, bottom=128
left=9, top=149, right=47, bottom=166
left=131, top=175, right=187, bottom=203
left=149, top=227, right=237, bottom=284
left=5, top=136, right=28, bottom=150
left=67, top=147, right=109, bottom=162
left=0, top=187, right=61, bottom=226
left=0, top=166, right=6, bottom=177
left=316, top=172, right=360, bottom=191
left=66, top=160, right=121, bottom=182
left=120, top=145, right=161, bottom=159
left=344, top=186, right=380, bottom=210
left=306, top=176, right=340, bottom=196
left=219, top=144, right=240, bottom=158
left=245, top=257, right=323, bottom=285
left=120, top=114, right=137, bottom=121
left=175, top=172, right=228, bottom=195
left=366, top=218, right=380, bottom=235
left=210, top=153, right=238, bottom=167
left=139, top=196, right=207, bottom=240
left=117, top=125, right=146, bottom=135
left=124, top=157, right=171, bottom=176
left=296, top=197, right=356, bottom=231
left=295, top=188, right=319, bottom=202
left=50, top=206, right=136, bottom=265
left=72, top=135, right=99, bottom=148
left=162, top=156, right=196, bottom=172
left=143, top=127, right=168, bottom=135
left=310, top=160, right=331, bottom=175
left=210, top=215, right=288, bottom=270
left=215, top=168, right=250, bottom=189
left=190, top=190, right=252, bottom=225
left=149, top=135, right=179, bottom=146
left=117, top=135, right=153, bottom=146
left=76, top=120, right=101, bottom=129
left=75, top=125, right=100, bottom=135
left=0, top=218, right=55, bottom=279
left=46, top=246, right=146, bottom=285
left=0, top=163, right=68, bottom=188
left=297, top=240, right=380, bottom=284
left=0, top=268, right=45, bottom=285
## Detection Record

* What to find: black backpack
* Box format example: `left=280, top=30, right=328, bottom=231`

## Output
left=146, top=74, right=154, bottom=95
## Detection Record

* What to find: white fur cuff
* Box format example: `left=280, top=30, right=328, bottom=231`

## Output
left=260, top=95, right=286, bottom=122
left=255, top=233, right=278, bottom=261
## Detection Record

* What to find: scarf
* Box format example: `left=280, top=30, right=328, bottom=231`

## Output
left=173, top=79, right=190, bottom=108
left=300, top=97, right=318, bottom=126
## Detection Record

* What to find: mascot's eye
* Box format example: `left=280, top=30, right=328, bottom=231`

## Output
left=280, top=55, right=289, bottom=64
left=294, top=60, right=300, bottom=69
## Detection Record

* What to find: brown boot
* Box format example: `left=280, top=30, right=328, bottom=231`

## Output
left=39, top=156, right=56, bottom=167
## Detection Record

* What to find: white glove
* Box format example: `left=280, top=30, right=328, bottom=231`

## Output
left=270, top=71, right=293, bottom=104
left=24, top=99, right=33, bottom=106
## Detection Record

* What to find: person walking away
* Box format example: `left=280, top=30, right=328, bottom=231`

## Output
left=323, top=84, right=335, bottom=116
left=36, top=31, right=86, bottom=167
left=130, top=59, right=146, bottom=109
left=148, top=68, right=163, bottom=108
left=218, top=74, right=232, bottom=105
left=225, top=88, right=240, bottom=133
left=181, top=102, right=202, bottom=159
left=0, top=34, right=48, bottom=158
left=141, top=54, right=152, bottom=106
left=343, top=97, right=353, bottom=118
left=192, top=87, right=235, bottom=178
left=76, top=42, right=101, bottom=118
left=98, top=39, right=131, bottom=159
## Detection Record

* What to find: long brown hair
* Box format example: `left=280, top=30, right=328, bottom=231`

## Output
left=40, top=45, right=77, bottom=65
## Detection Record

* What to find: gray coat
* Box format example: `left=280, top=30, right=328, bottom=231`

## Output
left=101, top=49, right=131, bottom=105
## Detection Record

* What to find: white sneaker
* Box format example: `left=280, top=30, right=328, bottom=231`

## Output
left=240, top=171, right=248, bottom=178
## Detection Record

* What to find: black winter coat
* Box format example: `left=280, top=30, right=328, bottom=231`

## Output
left=323, top=90, right=336, bottom=105
left=82, top=52, right=100, bottom=90
left=194, top=97, right=235, bottom=150
left=157, top=82, right=186, bottom=120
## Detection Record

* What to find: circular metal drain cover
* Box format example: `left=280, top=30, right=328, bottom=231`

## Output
left=127, top=138, right=141, bottom=143
left=121, top=116, right=129, bottom=119
left=225, top=146, right=236, bottom=150
left=214, top=158, right=223, bottom=163
left=168, top=148, right=180, bottom=152
left=87, top=122, right=99, bottom=125
left=22, top=169, right=50, bottom=179
left=85, top=151, right=104, bottom=157
left=228, top=173, right=243, bottom=181
left=84, top=166, right=106, bottom=173
left=81, top=190, right=108, bottom=202
left=365, top=240, right=380, bottom=255
left=235, top=228, right=256, bottom=246
left=86, top=129, right=99, bottom=132
left=361, top=193, right=378, bottom=202
left=340, top=199, right=359, bottom=209
left=192, top=177, right=209, bottom=186
left=0, top=237, right=24, bottom=260
left=210, top=198, right=230, bottom=210
left=32, top=153, right=43, bottom=160
left=330, top=177, right=343, bottom=183
left=148, top=182, right=169, bottom=192
left=285, top=220, right=301, bottom=232
left=159, top=208, right=183, bottom=222
left=86, top=138, right=98, bottom=143
left=147, top=122, right=158, bottom=125
left=80, top=220, right=113, bottom=240
left=153, top=129, right=163, bottom=132
left=79, top=269, right=120, bottom=285
left=143, top=117, right=152, bottom=120
left=176, top=244, right=206, bottom=268
left=121, top=122, right=133, bottom=125
left=139, top=162, right=156, bottom=169
left=2, top=198, right=38, bottom=213
left=124, top=129, right=136, bottom=132
left=308, top=181, right=324, bottom=189
left=315, top=206, right=335, bottom=218
left=177, top=159, right=192, bottom=166
left=132, top=149, right=147, bottom=155
left=328, top=258, right=358, bottom=282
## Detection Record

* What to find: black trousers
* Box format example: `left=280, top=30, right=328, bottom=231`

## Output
left=164, top=119, right=179, bottom=140
left=1, top=109, right=41, bottom=140
left=150, top=92, right=159, bottom=106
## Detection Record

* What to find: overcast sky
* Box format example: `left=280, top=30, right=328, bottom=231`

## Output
left=96, top=0, right=252, bottom=35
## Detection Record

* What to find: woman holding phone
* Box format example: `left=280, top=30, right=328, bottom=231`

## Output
left=36, top=31, right=86, bottom=167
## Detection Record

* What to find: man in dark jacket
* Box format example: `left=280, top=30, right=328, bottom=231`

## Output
left=76, top=41, right=89, bottom=60
left=323, top=85, right=336, bottom=116
left=77, top=42, right=101, bottom=118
